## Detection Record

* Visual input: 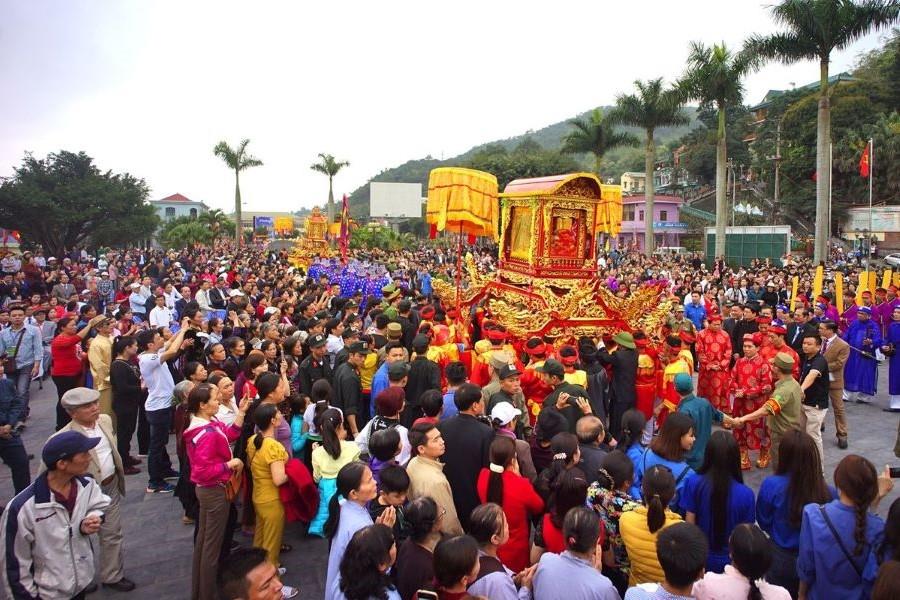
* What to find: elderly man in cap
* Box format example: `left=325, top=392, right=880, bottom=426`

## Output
left=734, top=352, right=803, bottom=471
left=843, top=305, right=882, bottom=404
left=1, top=431, right=110, bottom=599
left=87, top=316, right=116, bottom=426
left=46, top=387, right=135, bottom=592
left=486, top=361, right=529, bottom=437
left=597, top=331, right=639, bottom=439
left=538, top=358, right=593, bottom=433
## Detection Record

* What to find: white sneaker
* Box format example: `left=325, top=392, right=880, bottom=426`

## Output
left=281, top=585, right=298, bottom=599
left=277, top=567, right=287, bottom=576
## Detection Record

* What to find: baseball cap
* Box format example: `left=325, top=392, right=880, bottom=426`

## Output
left=61, top=387, right=101, bottom=408
left=497, top=363, right=521, bottom=380
left=307, top=333, right=327, bottom=348
left=490, top=401, right=522, bottom=426
left=536, top=359, right=565, bottom=379
left=42, top=431, right=100, bottom=469
left=348, top=340, right=370, bottom=354
left=488, top=351, right=511, bottom=370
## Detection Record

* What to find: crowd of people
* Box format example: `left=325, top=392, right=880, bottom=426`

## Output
left=0, top=241, right=898, bottom=600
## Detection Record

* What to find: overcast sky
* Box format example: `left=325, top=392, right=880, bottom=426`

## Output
left=1, top=1, right=888, bottom=213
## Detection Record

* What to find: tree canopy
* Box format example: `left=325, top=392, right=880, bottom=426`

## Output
left=0, top=150, right=158, bottom=257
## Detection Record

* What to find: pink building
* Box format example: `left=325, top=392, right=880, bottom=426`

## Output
left=617, top=194, right=686, bottom=251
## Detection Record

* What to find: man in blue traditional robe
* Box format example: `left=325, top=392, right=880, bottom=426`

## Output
left=883, top=305, right=900, bottom=413
left=843, top=305, right=882, bottom=403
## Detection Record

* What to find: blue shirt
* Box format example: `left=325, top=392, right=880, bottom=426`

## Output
left=0, top=324, right=43, bottom=370
left=532, top=551, right=621, bottom=600
left=369, top=363, right=389, bottom=416
left=325, top=501, right=374, bottom=600
left=684, top=302, right=707, bottom=330
left=756, top=474, right=838, bottom=551
left=679, top=473, right=756, bottom=572
left=677, top=395, right=723, bottom=470
left=625, top=584, right=694, bottom=599
left=797, top=499, right=884, bottom=600
left=441, top=389, right=459, bottom=420
left=626, top=443, right=645, bottom=499
left=632, top=448, right=694, bottom=508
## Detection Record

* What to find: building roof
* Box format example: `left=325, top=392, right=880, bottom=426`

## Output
left=750, top=72, right=853, bottom=111
left=151, top=193, right=208, bottom=207
left=621, top=172, right=646, bottom=178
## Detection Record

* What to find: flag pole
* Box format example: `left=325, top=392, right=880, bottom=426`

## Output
left=867, top=138, right=873, bottom=270
left=828, top=142, right=832, bottom=246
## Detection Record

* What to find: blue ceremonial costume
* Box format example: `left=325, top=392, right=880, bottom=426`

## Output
left=843, top=314, right=882, bottom=396
left=888, top=319, right=900, bottom=397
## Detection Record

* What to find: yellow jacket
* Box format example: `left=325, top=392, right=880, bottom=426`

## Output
left=619, top=505, right=683, bottom=586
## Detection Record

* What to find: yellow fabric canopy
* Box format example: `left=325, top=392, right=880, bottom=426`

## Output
left=427, top=168, right=499, bottom=240
left=597, top=184, right=623, bottom=236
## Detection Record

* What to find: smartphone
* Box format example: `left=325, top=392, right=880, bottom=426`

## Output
left=416, top=592, right=438, bottom=600
left=890, top=467, right=900, bottom=478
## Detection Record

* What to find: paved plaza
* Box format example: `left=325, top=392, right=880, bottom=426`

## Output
left=1, top=370, right=898, bottom=600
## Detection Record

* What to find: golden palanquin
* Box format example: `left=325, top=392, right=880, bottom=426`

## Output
left=498, top=173, right=622, bottom=282
left=289, top=207, right=331, bottom=269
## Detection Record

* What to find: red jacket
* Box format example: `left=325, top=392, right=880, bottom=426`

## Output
left=278, top=458, right=319, bottom=523
left=476, top=468, right=544, bottom=573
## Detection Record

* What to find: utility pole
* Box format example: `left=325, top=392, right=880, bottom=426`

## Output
left=773, top=121, right=781, bottom=219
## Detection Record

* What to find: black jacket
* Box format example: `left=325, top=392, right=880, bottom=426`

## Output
left=731, top=319, right=759, bottom=357
left=786, top=322, right=818, bottom=354
left=437, top=413, right=493, bottom=529
left=332, top=362, right=364, bottom=423
left=297, top=354, right=333, bottom=397
left=403, top=357, right=441, bottom=427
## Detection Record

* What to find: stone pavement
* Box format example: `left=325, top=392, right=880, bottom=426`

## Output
left=1, top=370, right=898, bottom=600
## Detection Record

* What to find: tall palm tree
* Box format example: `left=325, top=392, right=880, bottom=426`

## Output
left=310, top=153, right=350, bottom=224
left=745, top=0, right=899, bottom=263
left=679, top=42, right=756, bottom=259
left=560, top=109, right=638, bottom=175
left=213, top=139, right=263, bottom=247
left=198, top=208, right=233, bottom=245
left=612, top=79, right=690, bottom=255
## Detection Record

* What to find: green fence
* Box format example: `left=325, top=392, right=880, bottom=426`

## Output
left=705, top=229, right=789, bottom=266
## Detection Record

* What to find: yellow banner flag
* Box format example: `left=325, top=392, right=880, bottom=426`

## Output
left=882, top=269, right=893, bottom=291
left=789, top=276, right=799, bottom=312
left=857, top=271, right=868, bottom=306
left=869, top=271, right=878, bottom=295
left=894, top=272, right=900, bottom=288
left=812, top=266, right=824, bottom=300
left=835, top=273, right=844, bottom=315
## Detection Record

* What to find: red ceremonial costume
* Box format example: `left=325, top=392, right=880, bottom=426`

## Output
left=730, top=352, right=773, bottom=452
left=696, top=326, right=732, bottom=412
left=759, top=342, right=800, bottom=380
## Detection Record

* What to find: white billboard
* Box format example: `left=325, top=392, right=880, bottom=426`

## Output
left=369, top=182, right=423, bottom=218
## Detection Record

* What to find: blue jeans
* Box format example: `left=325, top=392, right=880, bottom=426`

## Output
left=0, top=434, right=31, bottom=494
left=146, top=406, right=173, bottom=487
left=9, top=367, right=33, bottom=419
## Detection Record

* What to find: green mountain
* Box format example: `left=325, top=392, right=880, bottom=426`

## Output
left=347, top=106, right=700, bottom=218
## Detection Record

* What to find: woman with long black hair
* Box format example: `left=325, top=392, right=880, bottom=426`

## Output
left=324, top=462, right=396, bottom=600
left=681, top=430, right=756, bottom=573
left=309, top=408, right=361, bottom=538
left=333, top=524, right=400, bottom=600
left=756, top=429, right=835, bottom=596
left=394, top=496, right=442, bottom=600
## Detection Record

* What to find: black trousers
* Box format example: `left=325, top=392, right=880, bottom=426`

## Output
left=52, top=374, right=81, bottom=431
left=113, top=397, right=139, bottom=461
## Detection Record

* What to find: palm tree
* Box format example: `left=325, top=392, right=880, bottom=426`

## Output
left=612, top=79, right=690, bottom=255
left=679, top=42, right=756, bottom=259
left=744, top=0, right=899, bottom=263
left=213, top=139, right=263, bottom=246
left=560, top=109, right=638, bottom=175
left=310, top=153, right=350, bottom=224
left=198, top=208, right=234, bottom=245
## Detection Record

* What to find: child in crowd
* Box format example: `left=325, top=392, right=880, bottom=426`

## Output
left=368, top=427, right=402, bottom=487
left=413, top=389, right=443, bottom=428
left=624, top=522, right=707, bottom=600
left=309, top=409, right=361, bottom=537
left=368, top=464, right=410, bottom=543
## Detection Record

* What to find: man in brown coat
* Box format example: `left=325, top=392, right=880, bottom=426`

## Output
left=819, top=320, right=850, bottom=449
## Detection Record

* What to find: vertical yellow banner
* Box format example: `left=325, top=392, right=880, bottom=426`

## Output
left=835, top=273, right=844, bottom=315
left=789, top=276, right=799, bottom=311
left=812, top=266, right=824, bottom=299
left=882, top=270, right=892, bottom=291
left=894, top=272, right=900, bottom=288
left=857, top=271, right=868, bottom=306
left=869, top=271, right=878, bottom=295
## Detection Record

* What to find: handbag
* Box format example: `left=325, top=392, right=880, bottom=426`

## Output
left=224, top=466, right=243, bottom=502
left=2, top=329, right=26, bottom=376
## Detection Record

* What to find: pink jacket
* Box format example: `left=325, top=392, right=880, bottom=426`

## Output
left=183, top=417, right=242, bottom=488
